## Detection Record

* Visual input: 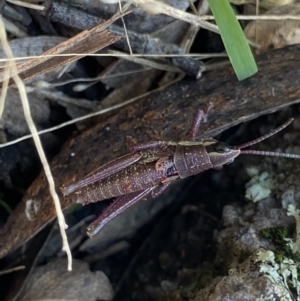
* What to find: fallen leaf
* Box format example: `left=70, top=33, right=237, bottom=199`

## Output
left=19, top=259, right=114, bottom=301
left=0, top=36, right=66, bottom=61
left=230, top=0, right=293, bottom=9
left=0, top=89, right=50, bottom=136
left=244, top=3, right=300, bottom=53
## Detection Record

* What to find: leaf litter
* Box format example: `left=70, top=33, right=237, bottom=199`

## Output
left=1, top=0, right=300, bottom=300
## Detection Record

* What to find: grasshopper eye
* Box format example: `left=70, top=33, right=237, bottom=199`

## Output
left=214, top=142, right=231, bottom=153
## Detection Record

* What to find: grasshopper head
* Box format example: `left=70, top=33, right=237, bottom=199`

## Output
left=208, top=141, right=240, bottom=169
left=208, top=118, right=300, bottom=169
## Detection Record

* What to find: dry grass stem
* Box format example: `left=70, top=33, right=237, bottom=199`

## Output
left=0, top=53, right=228, bottom=65
left=40, top=68, right=152, bottom=88
left=0, top=266, right=26, bottom=275
left=118, top=1, right=133, bottom=54
left=109, top=50, right=182, bottom=72
left=5, top=0, right=45, bottom=10
left=0, top=78, right=180, bottom=148
left=130, top=0, right=219, bottom=33
left=0, top=50, right=11, bottom=118
left=200, top=15, right=300, bottom=20
left=0, top=17, right=73, bottom=271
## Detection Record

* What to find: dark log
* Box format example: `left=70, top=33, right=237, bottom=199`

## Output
left=0, top=44, right=300, bottom=258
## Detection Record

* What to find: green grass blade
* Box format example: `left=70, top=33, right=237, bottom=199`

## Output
left=207, top=0, right=258, bottom=80
left=0, top=199, right=12, bottom=214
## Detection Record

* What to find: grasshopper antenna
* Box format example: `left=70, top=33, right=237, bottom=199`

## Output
left=234, top=118, right=300, bottom=159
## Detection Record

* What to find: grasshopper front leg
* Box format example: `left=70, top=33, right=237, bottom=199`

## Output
left=189, top=104, right=212, bottom=140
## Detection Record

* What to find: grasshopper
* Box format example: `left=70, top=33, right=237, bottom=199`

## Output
left=62, top=106, right=300, bottom=237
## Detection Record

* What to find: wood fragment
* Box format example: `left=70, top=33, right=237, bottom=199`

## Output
left=45, top=2, right=204, bottom=78
left=0, top=15, right=122, bottom=85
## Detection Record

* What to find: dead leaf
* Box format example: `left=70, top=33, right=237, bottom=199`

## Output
left=244, top=3, right=300, bottom=53
left=0, top=36, right=75, bottom=84
left=0, top=36, right=67, bottom=62
left=230, top=0, right=294, bottom=9
left=0, top=89, right=50, bottom=136
left=19, top=259, right=114, bottom=301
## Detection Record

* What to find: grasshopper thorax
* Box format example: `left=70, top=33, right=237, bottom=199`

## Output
left=174, top=139, right=240, bottom=178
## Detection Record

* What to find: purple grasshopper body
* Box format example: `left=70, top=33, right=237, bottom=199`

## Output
left=62, top=107, right=300, bottom=237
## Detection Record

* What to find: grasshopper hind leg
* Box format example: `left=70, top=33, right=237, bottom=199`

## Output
left=61, top=152, right=142, bottom=196
left=87, top=187, right=155, bottom=237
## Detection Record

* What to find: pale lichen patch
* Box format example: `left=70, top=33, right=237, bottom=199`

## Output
left=287, top=204, right=300, bottom=254
left=281, top=187, right=296, bottom=209
left=256, top=249, right=300, bottom=300
left=25, top=198, right=41, bottom=221
left=245, top=171, right=274, bottom=202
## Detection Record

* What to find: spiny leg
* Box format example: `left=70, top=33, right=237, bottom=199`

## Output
left=87, top=187, right=155, bottom=237
left=61, top=152, right=142, bottom=196
left=189, top=103, right=213, bottom=141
